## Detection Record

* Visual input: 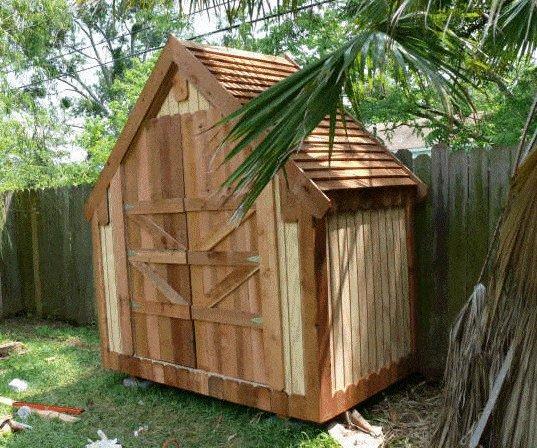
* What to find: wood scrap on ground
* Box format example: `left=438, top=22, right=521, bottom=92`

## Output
left=0, top=396, right=82, bottom=423
left=328, top=409, right=384, bottom=448
left=0, top=416, right=31, bottom=433
left=13, top=400, right=84, bottom=416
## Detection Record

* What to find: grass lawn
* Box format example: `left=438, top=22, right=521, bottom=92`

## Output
left=0, top=318, right=439, bottom=447
left=0, top=318, right=337, bottom=448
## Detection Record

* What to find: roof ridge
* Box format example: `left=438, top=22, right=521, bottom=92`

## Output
left=180, top=38, right=294, bottom=66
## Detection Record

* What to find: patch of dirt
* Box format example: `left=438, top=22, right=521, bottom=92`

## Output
left=0, top=341, right=26, bottom=359
left=64, top=336, right=92, bottom=349
left=364, top=379, right=442, bottom=447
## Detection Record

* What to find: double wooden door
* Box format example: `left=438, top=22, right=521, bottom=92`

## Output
left=121, top=110, right=267, bottom=384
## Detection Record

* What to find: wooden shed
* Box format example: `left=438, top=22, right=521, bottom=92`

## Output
left=84, top=36, right=427, bottom=423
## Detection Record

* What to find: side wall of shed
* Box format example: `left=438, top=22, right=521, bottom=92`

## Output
left=317, top=193, right=417, bottom=422
left=326, top=205, right=413, bottom=393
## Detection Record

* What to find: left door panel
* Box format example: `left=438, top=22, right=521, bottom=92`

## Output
left=122, top=115, right=196, bottom=368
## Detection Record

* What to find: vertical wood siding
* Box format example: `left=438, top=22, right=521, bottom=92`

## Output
left=327, top=207, right=412, bottom=393
left=274, top=181, right=306, bottom=395
left=157, top=81, right=210, bottom=117
left=100, top=224, right=122, bottom=353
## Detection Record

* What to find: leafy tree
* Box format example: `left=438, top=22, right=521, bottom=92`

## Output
left=0, top=0, right=190, bottom=191
left=77, top=55, right=158, bottom=179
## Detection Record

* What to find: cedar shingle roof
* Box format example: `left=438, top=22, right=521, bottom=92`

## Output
left=184, top=41, right=423, bottom=193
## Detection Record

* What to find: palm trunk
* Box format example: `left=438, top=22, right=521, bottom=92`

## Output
left=433, top=91, right=537, bottom=447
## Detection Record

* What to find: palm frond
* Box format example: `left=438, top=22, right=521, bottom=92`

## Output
left=481, top=0, right=537, bottom=60
left=221, top=1, right=479, bottom=217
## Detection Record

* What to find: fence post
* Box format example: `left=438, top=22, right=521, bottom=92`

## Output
left=30, top=191, right=43, bottom=318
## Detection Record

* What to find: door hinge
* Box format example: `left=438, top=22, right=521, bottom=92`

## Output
left=251, top=316, right=263, bottom=326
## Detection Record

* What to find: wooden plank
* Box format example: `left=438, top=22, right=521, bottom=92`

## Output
left=292, top=151, right=392, bottom=161
left=256, top=181, right=286, bottom=391
left=327, top=214, right=344, bottom=392
left=91, top=216, right=111, bottom=367
left=284, top=221, right=305, bottom=395
left=187, top=50, right=296, bottom=74
left=283, top=161, right=332, bottom=219
left=398, top=207, right=411, bottom=356
left=108, top=351, right=274, bottom=413
left=362, top=210, right=377, bottom=372
left=66, top=185, right=95, bottom=324
left=96, top=194, right=110, bottom=225
left=298, top=160, right=401, bottom=170
left=411, top=153, right=435, bottom=375
left=187, top=251, right=258, bottom=266
left=304, top=135, right=379, bottom=144
left=206, top=265, right=260, bottom=307
left=337, top=213, right=353, bottom=389
left=123, top=131, right=148, bottom=359
left=405, top=200, right=418, bottom=356
left=389, top=207, right=403, bottom=361
left=289, top=210, right=321, bottom=421
left=430, top=144, right=450, bottom=371
left=316, top=177, right=417, bottom=191
left=129, top=249, right=187, bottom=264
left=354, top=211, right=369, bottom=378
left=370, top=210, right=385, bottom=370
left=109, top=169, right=133, bottom=355
left=274, top=180, right=293, bottom=394
left=196, top=208, right=255, bottom=251
left=132, top=300, right=191, bottom=320
left=29, top=193, right=43, bottom=318
left=184, top=196, right=243, bottom=211
left=137, top=121, right=163, bottom=363
left=100, top=225, right=121, bottom=353
left=129, top=214, right=186, bottom=250
left=171, top=74, right=188, bottom=102
left=305, top=167, right=409, bottom=180
left=377, top=209, right=392, bottom=366
left=191, top=307, right=262, bottom=328
left=125, top=198, right=184, bottom=215
left=466, top=148, right=489, bottom=296
left=346, top=212, right=361, bottom=383
left=447, top=150, right=469, bottom=322
left=130, top=260, right=190, bottom=306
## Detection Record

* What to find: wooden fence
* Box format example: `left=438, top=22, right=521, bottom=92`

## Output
left=0, top=185, right=95, bottom=324
left=0, top=146, right=515, bottom=373
left=397, top=145, right=516, bottom=376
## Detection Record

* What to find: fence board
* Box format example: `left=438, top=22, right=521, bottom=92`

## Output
left=397, top=145, right=514, bottom=376
left=0, top=185, right=95, bottom=324
left=447, top=150, right=469, bottom=320
left=466, top=148, right=489, bottom=296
